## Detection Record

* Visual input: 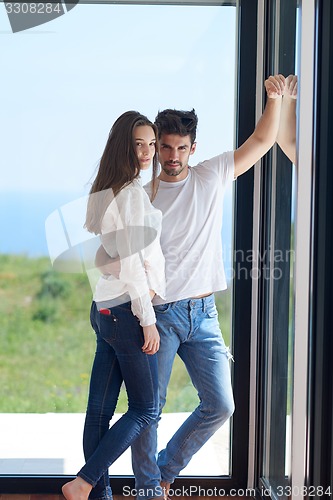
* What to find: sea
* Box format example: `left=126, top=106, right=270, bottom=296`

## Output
left=0, top=190, right=234, bottom=277
left=0, top=191, right=87, bottom=258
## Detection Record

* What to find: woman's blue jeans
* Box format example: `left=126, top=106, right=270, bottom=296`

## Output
left=79, top=301, right=159, bottom=500
left=131, top=294, right=235, bottom=500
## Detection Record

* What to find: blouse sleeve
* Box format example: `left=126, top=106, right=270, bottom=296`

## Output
left=111, top=185, right=157, bottom=327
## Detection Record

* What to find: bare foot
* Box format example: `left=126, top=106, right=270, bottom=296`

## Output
left=62, top=476, right=92, bottom=500
left=160, top=481, right=171, bottom=500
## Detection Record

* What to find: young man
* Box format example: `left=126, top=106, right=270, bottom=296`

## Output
left=97, top=74, right=286, bottom=499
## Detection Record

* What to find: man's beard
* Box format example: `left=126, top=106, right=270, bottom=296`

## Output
left=162, top=162, right=186, bottom=177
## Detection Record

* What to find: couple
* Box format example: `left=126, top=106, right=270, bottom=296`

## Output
left=62, top=73, right=296, bottom=500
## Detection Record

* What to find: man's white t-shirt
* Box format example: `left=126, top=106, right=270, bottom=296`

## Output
left=145, top=151, right=234, bottom=305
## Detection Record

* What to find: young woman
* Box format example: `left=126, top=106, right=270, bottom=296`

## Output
left=62, top=111, right=165, bottom=500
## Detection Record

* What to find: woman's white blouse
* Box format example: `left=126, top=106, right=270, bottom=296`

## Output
left=93, top=179, right=165, bottom=327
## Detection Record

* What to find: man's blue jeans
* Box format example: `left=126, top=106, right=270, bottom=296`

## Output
left=79, top=301, right=159, bottom=500
left=131, top=294, right=235, bottom=500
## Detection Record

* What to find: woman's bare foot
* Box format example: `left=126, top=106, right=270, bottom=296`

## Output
left=62, top=476, right=92, bottom=500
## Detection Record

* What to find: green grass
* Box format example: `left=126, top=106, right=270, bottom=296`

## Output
left=0, top=254, right=94, bottom=413
left=0, top=254, right=232, bottom=413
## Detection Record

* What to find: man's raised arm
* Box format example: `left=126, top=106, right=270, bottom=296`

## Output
left=234, top=74, right=285, bottom=178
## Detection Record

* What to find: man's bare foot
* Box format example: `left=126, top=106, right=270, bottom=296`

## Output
left=160, top=480, right=171, bottom=500
left=62, top=476, right=92, bottom=500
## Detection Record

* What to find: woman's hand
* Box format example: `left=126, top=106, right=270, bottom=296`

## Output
left=285, top=74, right=298, bottom=99
left=142, top=324, right=160, bottom=355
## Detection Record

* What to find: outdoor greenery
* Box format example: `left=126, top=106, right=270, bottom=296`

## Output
left=0, top=254, right=232, bottom=414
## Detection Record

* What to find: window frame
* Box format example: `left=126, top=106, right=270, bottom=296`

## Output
left=307, top=0, right=333, bottom=490
left=252, top=0, right=298, bottom=498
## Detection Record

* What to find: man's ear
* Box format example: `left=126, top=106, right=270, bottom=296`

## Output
left=190, top=142, right=197, bottom=155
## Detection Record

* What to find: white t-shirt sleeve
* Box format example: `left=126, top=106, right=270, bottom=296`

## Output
left=195, top=151, right=235, bottom=185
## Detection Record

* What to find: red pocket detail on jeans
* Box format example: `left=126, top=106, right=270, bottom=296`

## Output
left=99, top=308, right=111, bottom=315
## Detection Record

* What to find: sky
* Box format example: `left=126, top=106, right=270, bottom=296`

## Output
left=0, top=2, right=236, bottom=260
left=0, top=2, right=237, bottom=194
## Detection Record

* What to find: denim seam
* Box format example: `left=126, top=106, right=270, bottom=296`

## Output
left=160, top=307, right=224, bottom=477
left=78, top=471, right=96, bottom=487
left=99, top=357, right=118, bottom=491
left=159, top=422, right=203, bottom=483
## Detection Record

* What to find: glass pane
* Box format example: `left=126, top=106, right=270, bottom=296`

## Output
left=0, top=2, right=236, bottom=478
left=260, top=1, right=298, bottom=497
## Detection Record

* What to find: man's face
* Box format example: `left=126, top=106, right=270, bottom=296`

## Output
left=158, top=133, right=196, bottom=182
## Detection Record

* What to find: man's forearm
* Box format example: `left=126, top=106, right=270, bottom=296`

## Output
left=95, top=244, right=120, bottom=275
left=253, top=96, right=283, bottom=146
left=234, top=96, right=282, bottom=177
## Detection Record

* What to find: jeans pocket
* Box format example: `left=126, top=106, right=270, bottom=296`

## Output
left=99, top=309, right=118, bottom=342
left=205, top=304, right=218, bottom=318
left=154, top=302, right=172, bottom=314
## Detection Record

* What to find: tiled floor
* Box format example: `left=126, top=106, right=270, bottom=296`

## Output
left=0, top=495, right=249, bottom=500
left=0, top=414, right=232, bottom=498
left=0, top=496, right=65, bottom=500
left=0, top=494, right=132, bottom=500
left=0, top=413, right=229, bottom=476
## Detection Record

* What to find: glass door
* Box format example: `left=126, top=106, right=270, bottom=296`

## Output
left=0, top=0, right=248, bottom=493
left=255, top=1, right=298, bottom=498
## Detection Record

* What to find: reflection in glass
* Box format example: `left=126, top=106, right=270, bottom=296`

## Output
left=0, top=2, right=236, bottom=477
left=259, top=1, right=298, bottom=498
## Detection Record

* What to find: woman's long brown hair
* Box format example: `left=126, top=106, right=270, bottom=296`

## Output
left=85, top=111, right=159, bottom=234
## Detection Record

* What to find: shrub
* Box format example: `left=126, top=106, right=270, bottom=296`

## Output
left=36, top=270, right=71, bottom=299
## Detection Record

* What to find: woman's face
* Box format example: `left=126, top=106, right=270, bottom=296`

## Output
left=133, top=125, right=156, bottom=170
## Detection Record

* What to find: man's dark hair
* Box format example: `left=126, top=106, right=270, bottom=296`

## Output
left=154, top=108, right=198, bottom=144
